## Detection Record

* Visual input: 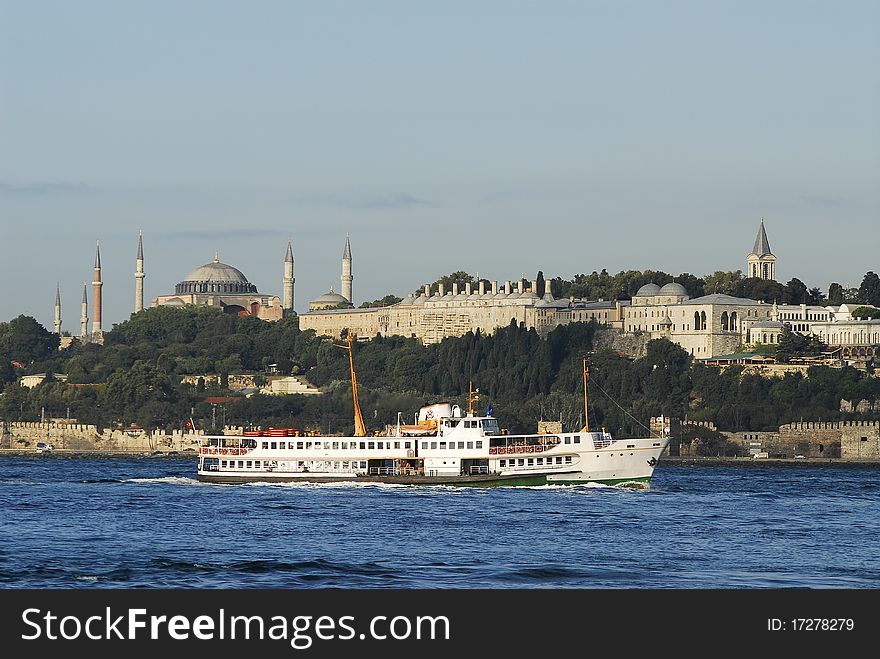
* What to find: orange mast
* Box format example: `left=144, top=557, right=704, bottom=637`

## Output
left=335, top=332, right=366, bottom=436
left=581, top=357, right=590, bottom=433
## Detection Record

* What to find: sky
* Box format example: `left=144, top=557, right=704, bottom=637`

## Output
left=1, top=0, right=878, bottom=331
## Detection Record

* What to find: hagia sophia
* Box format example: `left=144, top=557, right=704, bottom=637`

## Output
left=51, top=221, right=878, bottom=362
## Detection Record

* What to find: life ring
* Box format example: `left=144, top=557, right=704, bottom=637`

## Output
left=489, top=448, right=497, bottom=455
left=535, top=446, right=543, bottom=453
left=221, top=448, right=228, bottom=455
left=525, top=445, right=534, bottom=453
left=506, top=447, right=515, bottom=454
left=516, top=446, right=524, bottom=454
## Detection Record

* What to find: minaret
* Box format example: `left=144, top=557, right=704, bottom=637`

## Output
left=92, top=241, right=103, bottom=337
left=746, top=218, right=776, bottom=281
left=80, top=283, right=88, bottom=339
left=283, top=240, right=295, bottom=313
left=135, top=230, right=145, bottom=313
left=341, top=234, right=353, bottom=303
left=54, top=285, right=62, bottom=335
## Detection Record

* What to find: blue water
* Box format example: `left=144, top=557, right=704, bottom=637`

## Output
left=1, top=457, right=878, bottom=588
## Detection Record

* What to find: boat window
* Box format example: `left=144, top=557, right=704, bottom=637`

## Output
left=500, top=459, right=506, bottom=467
left=254, top=461, right=261, bottom=468
left=565, top=456, right=572, bottom=464
left=297, top=442, right=303, bottom=449
left=431, top=442, right=437, bottom=450
left=360, top=461, right=367, bottom=469
left=343, top=461, right=349, bottom=469
left=394, top=442, right=400, bottom=449
left=467, top=441, right=473, bottom=449
left=246, top=461, right=252, bottom=468
left=404, top=442, right=411, bottom=449
left=422, top=442, right=428, bottom=450
left=359, top=442, right=366, bottom=450
left=458, top=442, right=465, bottom=449
left=476, top=441, right=482, bottom=449
left=564, top=437, right=570, bottom=444
left=439, top=442, right=446, bottom=449
left=518, top=459, right=524, bottom=466
left=537, top=458, right=543, bottom=465
left=238, top=461, right=244, bottom=468
left=271, top=442, right=277, bottom=449
left=332, top=442, right=339, bottom=450
left=573, top=436, right=580, bottom=444
left=261, top=442, right=269, bottom=449
left=341, top=442, right=347, bottom=449
left=556, top=457, right=563, bottom=464
left=324, top=442, right=330, bottom=450
left=368, top=442, right=375, bottom=450
left=527, top=458, right=534, bottom=466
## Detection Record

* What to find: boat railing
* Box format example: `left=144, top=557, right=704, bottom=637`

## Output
left=468, top=465, right=489, bottom=474
left=198, top=446, right=254, bottom=456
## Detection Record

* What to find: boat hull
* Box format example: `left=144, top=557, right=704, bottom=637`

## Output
left=195, top=470, right=654, bottom=487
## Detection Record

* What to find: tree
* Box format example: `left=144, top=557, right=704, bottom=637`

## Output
left=776, top=327, right=827, bottom=363
left=828, top=283, right=844, bottom=306
left=0, top=315, right=60, bottom=364
left=359, top=295, right=404, bottom=308
left=783, top=278, right=809, bottom=305
left=858, top=272, right=880, bottom=307
left=703, top=271, right=744, bottom=295
left=850, top=306, right=880, bottom=320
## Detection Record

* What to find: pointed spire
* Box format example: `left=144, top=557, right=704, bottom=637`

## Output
left=213, top=250, right=220, bottom=263
left=55, top=284, right=61, bottom=306
left=82, top=282, right=88, bottom=304
left=342, top=234, right=352, bottom=259
left=751, top=218, right=772, bottom=257
left=137, top=230, right=144, bottom=259
left=94, top=241, right=101, bottom=268
left=285, top=240, right=294, bottom=263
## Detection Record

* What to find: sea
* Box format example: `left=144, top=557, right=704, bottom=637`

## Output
left=1, top=456, right=879, bottom=589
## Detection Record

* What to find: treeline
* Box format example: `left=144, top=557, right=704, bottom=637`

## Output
left=2, top=308, right=879, bottom=438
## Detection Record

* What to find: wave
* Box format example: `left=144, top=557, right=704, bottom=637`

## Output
left=123, top=476, right=200, bottom=485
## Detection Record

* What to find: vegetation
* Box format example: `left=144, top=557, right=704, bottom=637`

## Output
left=1, top=304, right=879, bottom=438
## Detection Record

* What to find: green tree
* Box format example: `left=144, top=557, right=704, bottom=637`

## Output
left=850, top=306, right=880, bottom=320
left=0, top=315, right=60, bottom=364
left=783, top=278, right=808, bottom=304
left=828, top=283, right=844, bottom=306
left=359, top=295, right=404, bottom=308
left=858, top=272, right=880, bottom=307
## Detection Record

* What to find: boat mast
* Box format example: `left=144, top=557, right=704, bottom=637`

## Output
left=468, top=381, right=478, bottom=416
left=581, top=357, right=590, bottom=433
left=336, top=332, right=367, bottom=436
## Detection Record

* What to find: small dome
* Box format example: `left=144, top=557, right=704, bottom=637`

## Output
left=635, top=283, right=661, bottom=297
left=659, top=282, right=688, bottom=296
left=311, top=290, right=349, bottom=305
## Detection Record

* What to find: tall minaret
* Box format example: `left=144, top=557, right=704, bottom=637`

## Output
left=283, top=240, right=295, bottom=313
left=135, top=230, right=145, bottom=313
left=92, top=241, right=103, bottom=336
left=341, top=234, right=353, bottom=303
left=80, top=283, right=89, bottom=339
left=54, top=284, right=62, bottom=335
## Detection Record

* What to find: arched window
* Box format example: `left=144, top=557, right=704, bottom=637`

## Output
left=694, top=311, right=701, bottom=331
left=730, top=311, right=737, bottom=331
left=700, top=311, right=707, bottom=331
left=721, top=311, right=729, bottom=331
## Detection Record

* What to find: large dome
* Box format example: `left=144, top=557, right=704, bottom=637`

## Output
left=635, top=283, right=661, bottom=297
left=659, top=282, right=688, bottom=297
left=309, top=288, right=353, bottom=311
left=175, top=255, right=258, bottom=295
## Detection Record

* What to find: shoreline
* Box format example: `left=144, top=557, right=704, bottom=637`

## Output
left=660, top=455, right=880, bottom=468
left=0, top=448, right=196, bottom=459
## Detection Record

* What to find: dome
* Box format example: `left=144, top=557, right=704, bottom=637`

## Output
left=659, top=282, right=688, bottom=297
left=309, top=288, right=351, bottom=311
left=635, top=283, right=660, bottom=297
left=175, top=255, right=258, bottom=295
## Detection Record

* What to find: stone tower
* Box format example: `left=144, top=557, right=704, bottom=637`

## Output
left=283, top=240, right=295, bottom=313
left=341, top=234, right=353, bottom=303
left=80, top=283, right=88, bottom=339
left=92, top=241, right=103, bottom=337
left=747, top=218, right=776, bottom=281
left=54, top=285, right=62, bottom=335
left=135, top=230, right=145, bottom=313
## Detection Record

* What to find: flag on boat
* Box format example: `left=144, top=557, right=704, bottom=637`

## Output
left=486, top=404, right=493, bottom=416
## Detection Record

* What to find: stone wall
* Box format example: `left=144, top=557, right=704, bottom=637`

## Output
left=719, top=420, right=880, bottom=459
left=3, top=421, right=206, bottom=453
left=594, top=327, right=650, bottom=359
left=841, top=422, right=880, bottom=459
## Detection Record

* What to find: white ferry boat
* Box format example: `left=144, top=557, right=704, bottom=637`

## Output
left=196, top=338, right=669, bottom=487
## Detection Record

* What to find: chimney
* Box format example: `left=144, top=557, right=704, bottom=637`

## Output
left=479, top=280, right=485, bottom=295
left=438, top=283, right=445, bottom=296
left=465, top=282, right=472, bottom=295
left=531, top=279, right=538, bottom=294
left=516, top=279, right=523, bottom=294
left=424, top=284, right=430, bottom=296
left=452, top=282, right=459, bottom=295
left=492, top=281, right=498, bottom=295
left=504, top=281, right=511, bottom=294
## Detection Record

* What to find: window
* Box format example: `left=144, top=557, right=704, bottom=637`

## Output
left=261, top=442, right=269, bottom=449
left=573, top=436, right=580, bottom=444
left=458, top=442, right=465, bottom=449
left=431, top=442, right=437, bottom=450
left=476, top=441, right=483, bottom=449
left=297, top=442, right=303, bottom=449
left=332, top=442, right=339, bottom=449
left=467, top=441, right=473, bottom=449
left=439, top=442, right=446, bottom=449
left=564, top=437, right=571, bottom=444
left=518, top=459, right=524, bottom=466
left=537, top=458, right=543, bottom=465
left=271, top=442, right=277, bottom=449
left=405, top=442, right=411, bottom=449
left=368, top=442, right=375, bottom=450
left=394, top=442, right=400, bottom=449
left=556, top=457, right=563, bottom=464
left=565, top=456, right=572, bottom=464
left=527, top=458, right=534, bottom=466
left=359, top=442, right=366, bottom=450
left=246, top=461, right=252, bottom=468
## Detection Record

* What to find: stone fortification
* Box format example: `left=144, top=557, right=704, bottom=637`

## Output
left=1, top=421, right=207, bottom=453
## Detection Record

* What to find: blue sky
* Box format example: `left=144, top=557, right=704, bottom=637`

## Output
left=1, top=0, right=878, bottom=330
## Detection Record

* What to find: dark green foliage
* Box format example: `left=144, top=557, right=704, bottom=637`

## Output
left=850, top=306, right=880, bottom=320
left=828, top=283, right=844, bottom=306
left=858, top=272, right=880, bottom=307
left=359, top=295, right=404, bottom=309
left=0, top=315, right=60, bottom=365
left=776, top=327, right=827, bottom=363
